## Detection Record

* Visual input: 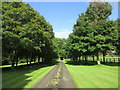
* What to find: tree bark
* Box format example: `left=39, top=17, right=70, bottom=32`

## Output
left=92, top=55, right=95, bottom=62
left=114, top=58, right=115, bottom=63
left=16, top=57, right=18, bottom=67
left=12, top=50, right=16, bottom=69
left=30, top=58, right=32, bottom=65
left=12, top=60, right=15, bottom=68
left=42, top=58, right=44, bottom=62
left=96, top=54, right=99, bottom=61
left=96, top=53, right=101, bottom=65
left=119, top=58, right=120, bottom=64
left=34, top=58, right=36, bottom=63
left=85, top=56, right=88, bottom=64
left=78, top=56, right=81, bottom=62
left=38, top=56, right=40, bottom=64
left=82, top=56, right=84, bottom=61
left=103, top=51, right=106, bottom=63
left=26, top=58, right=29, bottom=65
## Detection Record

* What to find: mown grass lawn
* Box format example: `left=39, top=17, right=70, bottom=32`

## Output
left=66, top=64, right=118, bottom=88
left=2, top=64, right=55, bottom=88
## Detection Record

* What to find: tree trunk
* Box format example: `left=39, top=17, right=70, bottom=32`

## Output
left=16, top=57, right=18, bottom=67
left=96, top=53, right=101, bottom=65
left=30, top=58, right=32, bottom=65
left=114, top=58, right=115, bottom=63
left=92, top=55, right=95, bottom=62
left=12, top=61, right=15, bottom=69
left=34, top=58, right=36, bottom=63
left=85, top=56, right=88, bottom=64
left=12, top=51, right=16, bottom=69
left=42, top=58, right=44, bottom=62
left=119, top=58, right=120, bottom=64
left=78, top=56, right=81, bottom=62
left=26, top=58, right=29, bottom=65
left=82, top=56, right=84, bottom=61
left=73, top=57, right=74, bottom=61
left=38, top=56, right=40, bottom=64
left=103, top=52, right=106, bottom=63
left=75, top=57, right=78, bottom=62
left=96, top=54, right=99, bottom=61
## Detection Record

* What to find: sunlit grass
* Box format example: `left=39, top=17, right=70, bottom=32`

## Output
left=66, top=64, right=118, bottom=88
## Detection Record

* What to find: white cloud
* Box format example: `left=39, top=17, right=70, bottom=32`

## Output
left=54, top=29, right=72, bottom=38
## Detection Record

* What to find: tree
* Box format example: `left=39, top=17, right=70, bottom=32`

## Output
left=53, top=38, right=68, bottom=60
left=85, top=2, right=114, bottom=63
left=2, top=2, right=57, bottom=67
left=66, top=2, right=118, bottom=64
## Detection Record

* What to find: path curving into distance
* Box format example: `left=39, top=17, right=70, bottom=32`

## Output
left=31, top=61, right=76, bottom=89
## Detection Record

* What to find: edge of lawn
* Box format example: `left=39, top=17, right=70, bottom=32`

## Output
left=65, top=64, right=79, bottom=88
left=65, top=63, right=118, bottom=88
left=24, top=65, right=56, bottom=88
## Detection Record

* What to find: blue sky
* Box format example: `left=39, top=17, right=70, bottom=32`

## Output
left=26, top=2, right=118, bottom=38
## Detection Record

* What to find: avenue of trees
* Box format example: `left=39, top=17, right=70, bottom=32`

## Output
left=65, top=2, right=119, bottom=64
left=2, top=2, right=119, bottom=67
left=2, top=2, right=58, bottom=67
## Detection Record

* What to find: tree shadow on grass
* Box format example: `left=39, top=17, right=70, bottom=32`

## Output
left=101, top=62, right=120, bottom=66
left=2, top=61, right=59, bottom=70
left=2, top=61, right=59, bottom=89
left=65, top=60, right=97, bottom=66
left=66, top=60, right=120, bottom=66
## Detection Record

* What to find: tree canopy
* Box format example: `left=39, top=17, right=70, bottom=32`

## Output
left=66, top=2, right=118, bottom=64
left=2, top=2, right=119, bottom=66
left=2, top=2, right=58, bottom=67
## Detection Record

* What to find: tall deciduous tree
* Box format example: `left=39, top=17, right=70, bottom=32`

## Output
left=67, top=2, right=118, bottom=64
left=2, top=2, right=57, bottom=67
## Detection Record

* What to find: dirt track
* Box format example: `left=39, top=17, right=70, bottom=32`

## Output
left=31, top=61, right=76, bottom=89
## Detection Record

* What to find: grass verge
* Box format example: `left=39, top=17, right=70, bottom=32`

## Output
left=2, top=64, right=56, bottom=88
left=66, top=64, right=118, bottom=88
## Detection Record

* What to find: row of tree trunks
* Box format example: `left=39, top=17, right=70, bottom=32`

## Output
left=71, top=53, right=119, bottom=64
left=11, top=52, right=43, bottom=68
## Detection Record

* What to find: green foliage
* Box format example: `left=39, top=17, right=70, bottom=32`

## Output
left=86, top=2, right=112, bottom=21
left=66, top=2, right=118, bottom=62
left=2, top=2, right=57, bottom=66
left=53, top=38, right=68, bottom=58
